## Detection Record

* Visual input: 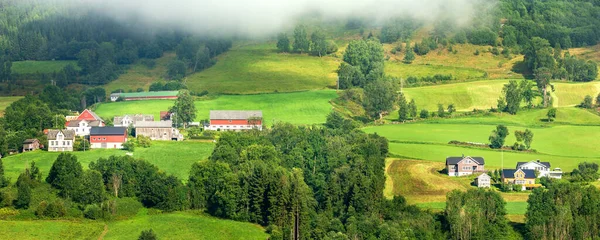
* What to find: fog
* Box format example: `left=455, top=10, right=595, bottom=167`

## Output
left=62, top=0, right=494, bottom=36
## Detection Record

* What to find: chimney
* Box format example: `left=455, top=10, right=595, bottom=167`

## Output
left=537, top=159, right=540, bottom=163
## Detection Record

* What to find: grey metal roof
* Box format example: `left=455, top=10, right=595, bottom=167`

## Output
left=23, top=139, right=38, bottom=144
left=114, top=114, right=155, bottom=123
left=446, top=156, right=485, bottom=165
left=516, top=160, right=550, bottom=168
left=135, top=121, right=173, bottom=128
left=47, top=129, right=76, bottom=140
left=90, top=127, right=127, bottom=135
left=209, top=110, right=263, bottom=120
left=67, top=120, right=103, bottom=127
left=502, top=169, right=536, bottom=179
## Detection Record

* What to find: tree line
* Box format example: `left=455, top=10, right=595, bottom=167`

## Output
left=276, top=25, right=338, bottom=57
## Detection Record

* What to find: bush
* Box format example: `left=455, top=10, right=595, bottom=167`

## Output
left=419, top=109, right=429, bottom=119
left=474, top=49, right=480, bottom=56
left=136, top=136, right=151, bottom=148
left=580, top=95, right=594, bottom=109
left=138, top=229, right=157, bottom=240
left=44, top=200, right=66, bottom=218
left=123, top=141, right=135, bottom=152
left=513, top=184, right=523, bottom=192
left=36, top=200, right=48, bottom=217
left=84, top=204, right=102, bottom=220
left=114, top=197, right=144, bottom=219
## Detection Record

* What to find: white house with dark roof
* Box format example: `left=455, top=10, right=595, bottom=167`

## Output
left=207, top=110, right=263, bottom=131
left=516, top=160, right=562, bottom=179
left=47, top=129, right=76, bottom=152
left=67, top=120, right=104, bottom=136
left=446, top=156, right=485, bottom=177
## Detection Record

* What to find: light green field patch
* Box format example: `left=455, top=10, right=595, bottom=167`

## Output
left=11, top=60, right=80, bottom=74
left=104, top=211, right=268, bottom=240
left=186, top=43, right=340, bottom=94
left=0, top=220, right=105, bottom=240
left=552, top=81, right=600, bottom=107
left=0, top=96, right=23, bottom=117
left=94, top=90, right=338, bottom=125
left=385, top=62, right=486, bottom=80
left=417, top=201, right=527, bottom=215
left=104, top=53, right=176, bottom=93
left=2, top=141, right=214, bottom=183
left=435, top=108, right=600, bottom=127
left=403, top=80, right=509, bottom=111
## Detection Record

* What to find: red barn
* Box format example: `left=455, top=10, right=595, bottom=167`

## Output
left=77, top=109, right=104, bottom=121
left=90, top=127, right=128, bottom=149
left=208, top=110, right=263, bottom=131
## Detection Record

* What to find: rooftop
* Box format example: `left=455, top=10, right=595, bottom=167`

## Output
left=47, top=129, right=76, bottom=140
left=516, top=160, right=551, bottom=168
left=135, top=121, right=173, bottom=128
left=113, top=91, right=179, bottom=98
left=90, top=127, right=127, bottom=135
left=446, top=156, right=485, bottom=165
left=210, top=110, right=263, bottom=120
left=502, top=169, right=536, bottom=179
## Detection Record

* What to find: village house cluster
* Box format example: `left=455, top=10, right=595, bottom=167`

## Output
left=446, top=155, right=563, bottom=190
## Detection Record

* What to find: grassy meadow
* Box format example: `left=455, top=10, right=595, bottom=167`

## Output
left=185, top=43, right=340, bottom=94
left=2, top=141, right=214, bottom=183
left=0, top=211, right=267, bottom=240
left=11, top=60, right=79, bottom=74
left=94, top=90, right=338, bottom=125
left=0, top=96, right=23, bottom=116
left=385, top=61, right=486, bottom=80
left=104, top=53, right=176, bottom=93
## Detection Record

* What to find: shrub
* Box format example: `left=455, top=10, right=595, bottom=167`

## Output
left=138, top=229, right=157, bottom=240
left=36, top=200, right=48, bottom=217
left=123, top=141, right=135, bottom=152
left=513, top=184, right=523, bottom=192
left=419, top=109, right=429, bottom=119
left=580, top=95, right=594, bottom=109
left=114, top=197, right=144, bottom=219
left=474, top=49, right=480, bottom=56
left=44, top=200, right=66, bottom=218
left=136, top=136, right=152, bottom=148
left=84, top=204, right=102, bottom=220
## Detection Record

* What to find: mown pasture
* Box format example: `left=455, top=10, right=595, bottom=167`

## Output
left=94, top=90, right=338, bottom=125
left=11, top=60, right=79, bottom=74
left=0, top=96, right=23, bottom=116
left=103, top=53, right=176, bottom=94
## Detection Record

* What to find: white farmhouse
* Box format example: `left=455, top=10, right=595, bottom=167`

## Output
left=516, top=160, right=562, bottom=179
left=47, top=129, right=76, bottom=152
left=66, top=120, right=104, bottom=136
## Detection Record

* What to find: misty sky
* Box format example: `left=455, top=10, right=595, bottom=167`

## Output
left=67, top=0, right=491, bottom=36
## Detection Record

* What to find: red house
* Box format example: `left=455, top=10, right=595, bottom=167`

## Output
left=90, top=127, right=128, bottom=149
left=208, top=110, right=263, bottom=131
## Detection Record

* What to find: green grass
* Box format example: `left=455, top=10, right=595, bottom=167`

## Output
left=11, top=61, right=79, bottom=74
left=2, top=141, right=214, bottom=183
left=434, top=108, right=600, bottom=127
left=94, top=90, right=338, bottom=125
left=104, top=53, right=176, bottom=93
left=185, top=43, right=340, bottom=94
left=0, top=96, right=23, bottom=116
left=551, top=81, right=600, bottom=107
left=416, top=201, right=527, bottom=215
left=385, top=62, right=486, bottom=80
left=104, top=211, right=268, bottom=240
left=0, top=211, right=267, bottom=240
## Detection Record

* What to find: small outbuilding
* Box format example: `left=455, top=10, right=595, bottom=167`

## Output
left=23, top=139, right=40, bottom=152
left=475, top=173, right=491, bottom=188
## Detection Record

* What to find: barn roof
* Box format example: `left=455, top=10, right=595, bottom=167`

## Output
left=135, top=121, right=173, bottom=128
left=210, top=110, right=263, bottom=120
left=90, top=127, right=127, bottom=135
left=115, top=91, right=179, bottom=98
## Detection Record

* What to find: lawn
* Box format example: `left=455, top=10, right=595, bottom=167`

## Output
left=11, top=60, right=79, bottom=74
left=416, top=201, right=527, bottom=215
left=0, top=211, right=267, bottom=240
left=103, top=53, right=176, bottom=93
left=104, top=211, right=268, bottom=240
left=0, top=96, right=23, bottom=117
left=94, top=90, right=338, bottom=125
left=551, top=81, right=600, bottom=107
left=1, top=141, right=214, bottom=183
left=185, top=42, right=340, bottom=94
left=385, top=61, right=486, bottom=80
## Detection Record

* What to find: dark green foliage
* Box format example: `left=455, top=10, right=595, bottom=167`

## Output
left=46, top=153, right=83, bottom=198
left=363, top=79, right=398, bottom=119
left=534, top=67, right=553, bottom=107
left=167, top=60, right=186, bottom=80
left=293, top=25, right=310, bottom=53
left=337, top=63, right=365, bottom=89
left=446, top=189, right=510, bottom=239
left=380, top=18, right=420, bottom=43
left=447, top=104, right=456, bottom=115
left=580, top=95, right=594, bottom=109
left=514, top=129, right=534, bottom=150
left=339, top=39, right=384, bottom=88
left=437, top=104, right=445, bottom=118
left=310, top=30, right=327, bottom=57
left=3, top=95, right=54, bottom=132
left=467, top=28, right=498, bottom=46
left=74, top=170, right=105, bottom=205
left=547, top=108, right=557, bottom=121
left=44, top=200, right=66, bottom=218
left=398, top=93, right=408, bottom=122
left=169, top=90, right=197, bottom=128
left=84, top=204, right=102, bottom=220
left=570, top=162, right=599, bottom=182
left=502, top=80, right=523, bottom=114
left=123, top=141, right=135, bottom=152
left=489, top=125, right=509, bottom=149
left=83, top=87, right=106, bottom=106
left=138, top=229, right=158, bottom=240
left=15, top=173, right=31, bottom=209
left=276, top=33, right=291, bottom=53
left=403, top=45, right=415, bottom=64
left=149, top=81, right=187, bottom=91
left=408, top=99, right=417, bottom=119
left=0, top=158, right=8, bottom=188
left=324, top=111, right=356, bottom=131
left=419, top=109, right=429, bottom=119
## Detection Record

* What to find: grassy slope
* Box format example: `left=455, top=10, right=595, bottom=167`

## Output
left=0, top=211, right=267, bottom=240
left=104, top=211, right=268, bottom=240
left=416, top=201, right=527, bottom=215
left=385, top=61, right=486, bottom=80
left=104, top=53, right=176, bottom=93
left=185, top=43, right=340, bottom=94
left=94, top=90, right=338, bottom=125
left=11, top=60, right=79, bottom=74
left=0, top=96, right=23, bottom=116
left=2, top=141, right=214, bottom=182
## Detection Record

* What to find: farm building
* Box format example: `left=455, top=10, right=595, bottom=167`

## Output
left=207, top=110, right=263, bottom=131
left=516, top=160, right=562, bottom=179
left=475, top=173, right=491, bottom=188
left=135, top=121, right=183, bottom=141
left=67, top=120, right=104, bottom=136
left=22, top=139, right=40, bottom=152
left=502, top=169, right=541, bottom=190
left=47, top=129, right=75, bottom=152
left=445, top=156, right=485, bottom=177
left=110, top=91, right=179, bottom=102
left=90, top=127, right=128, bottom=149
left=114, top=114, right=155, bottom=127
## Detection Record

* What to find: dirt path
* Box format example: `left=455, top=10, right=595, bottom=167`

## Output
left=97, top=224, right=108, bottom=240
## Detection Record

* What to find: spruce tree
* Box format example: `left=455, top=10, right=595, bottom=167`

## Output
left=398, top=93, right=409, bottom=122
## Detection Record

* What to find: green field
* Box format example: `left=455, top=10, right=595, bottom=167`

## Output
left=0, top=211, right=267, bottom=240
left=416, top=201, right=527, bottom=215
left=104, top=53, right=176, bottom=93
left=0, top=96, right=23, bottom=116
left=2, top=141, right=214, bottom=183
left=185, top=43, right=340, bottom=94
left=433, top=108, right=600, bottom=127
left=385, top=62, right=486, bottom=80
left=11, top=61, right=79, bottom=74
left=94, top=90, right=338, bottom=125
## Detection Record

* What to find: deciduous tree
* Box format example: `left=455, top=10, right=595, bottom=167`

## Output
left=276, top=33, right=290, bottom=53
left=170, top=90, right=196, bottom=128
left=489, top=125, right=509, bottom=149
